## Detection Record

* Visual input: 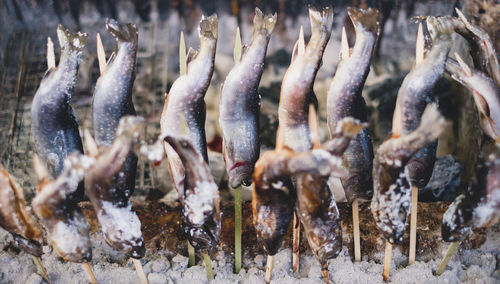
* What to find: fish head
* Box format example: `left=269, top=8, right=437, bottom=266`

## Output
left=50, top=218, right=92, bottom=263
left=441, top=194, right=472, bottom=242
left=184, top=211, right=221, bottom=253
left=228, top=161, right=254, bottom=188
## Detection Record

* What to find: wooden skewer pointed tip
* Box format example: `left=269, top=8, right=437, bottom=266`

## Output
left=265, top=255, right=274, bottom=283
left=383, top=241, right=392, bottom=282
left=82, top=262, right=98, bottom=284
left=353, top=197, right=361, bottom=262
left=132, top=258, right=149, bottom=284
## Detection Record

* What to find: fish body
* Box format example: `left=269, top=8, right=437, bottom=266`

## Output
left=85, top=116, right=145, bottom=258
left=92, top=19, right=138, bottom=199
left=161, top=15, right=218, bottom=196
left=31, top=25, right=87, bottom=201
left=0, top=165, right=43, bottom=256
left=278, top=6, right=333, bottom=153
left=372, top=105, right=448, bottom=243
left=391, top=16, right=453, bottom=188
left=327, top=7, right=378, bottom=201
left=164, top=136, right=221, bottom=252
left=32, top=154, right=93, bottom=262
left=219, top=8, right=276, bottom=189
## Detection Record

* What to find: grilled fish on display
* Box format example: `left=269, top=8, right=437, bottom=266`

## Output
left=219, top=8, right=276, bottom=188
left=31, top=25, right=87, bottom=201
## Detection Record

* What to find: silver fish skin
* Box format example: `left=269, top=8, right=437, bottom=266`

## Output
left=92, top=19, right=139, bottom=200
left=32, top=153, right=94, bottom=263
left=85, top=116, right=145, bottom=258
left=391, top=16, right=453, bottom=188
left=164, top=136, right=221, bottom=253
left=161, top=14, right=218, bottom=196
left=31, top=25, right=87, bottom=200
left=219, top=8, right=276, bottom=189
left=278, top=6, right=333, bottom=153
left=446, top=58, right=500, bottom=141
left=442, top=144, right=500, bottom=241
left=372, top=105, right=448, bottom=244
left=327, top=7, right=378, bottom=202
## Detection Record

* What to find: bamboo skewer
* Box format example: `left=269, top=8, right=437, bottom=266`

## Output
left=203, top=252, right=214, bottom=280
left=435, top=241, right=459, bottom=276
left=321, top=263, right=329, bottom=283
left=353, top=197, right=361, bottom=262
left=265, top=255, right=274, bottom=284
left=31, top=256, right=49, bottom=283
left=234, top=186, right=242, bottom=273
left=408, top=184, right=418, bottom=265
left=132, top=258, right=149, bottom=284
left=82, top=262, right=98, bottom=284
left=383, top=241, right=392, bottom=282
left=292, top=213, right=300, bottom=272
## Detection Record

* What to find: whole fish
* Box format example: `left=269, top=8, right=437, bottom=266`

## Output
left=85, top=116, right=146, bottom=258
left=164, top=136, right=221, bottom=252
left=278, top=6, right=333, bottom=152
left=32, top=153, right=94, bottom=262
left=391, top=17, right=453, bottom=188
left=371, top=104, right=449, bottom=243
left=445, top=57, right=500, bottom=141
left=0, top=165, right=43, bottom=257
left=31, top=25, right=87, bottom=201
left=92, top=19, right=139, bottom=200
left=326, top=7, right=378, bottom=201
left=219, top=8, right=276, bottom=189
left=442, top=144, right=500, bottom=241
left=161, top=14, right=218, bottom=196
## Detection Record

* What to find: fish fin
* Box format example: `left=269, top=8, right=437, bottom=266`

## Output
left=340, top=26, right=350, bottom=61
left=106, top=18, right=138, bottom=44
left=33, top=155, right=49, bottom=181
left=335, top=117, right=367, bottom=139
left=200, top=14, right=218, bottom=39
left=415, top=104, right=448, bottom=139
left=425, top=16, right=454, bottom=41
left=309, top=6, right=334, bottom=34
left=56, top=24, right=88, bottom=52
left=46, top=37, right=56, bottom=69
left=291, top=40, right=299, bottom=62
left=253, top=7, right=277, bottom=37
left=187, top=47, right=198, bottom=65
left=83, top=129, right=99, bottom=158
left=106, top=52, right=116, bottom=66
left=454, top=52, right=472, bottom=77
left=308, top=104, right=320, bottom=149
left=96, top=33, right=107, bottom=74
left=234, top=26, right=242, bottom=62
left=347, top=7, right=379, bottom=36
left=42, top=67, right=57, bottom=80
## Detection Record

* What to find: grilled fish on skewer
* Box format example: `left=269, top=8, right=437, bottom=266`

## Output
left=0, top=165, right=43, bottom=257
left=164, top=136, right=221, bottom=252
left=32, top=154, right=94, bottom=262
left=219, top=8, right=276, bottom=188
left=92, top=19, right=139, bottom=200
left=391, top=16, right=453, bottom=188
left=31, top=25, right=87, bottom=201
left=372, top=104, right=449, bottom=243
left=278, top=6, right=333, bottom=152
left=327, top=7, right=378, bottom=201
left=445, top=56, right=500, bottom=141
left=161, top=14, right=218, bottom=195
left=85, top=116, right=146, bottom=258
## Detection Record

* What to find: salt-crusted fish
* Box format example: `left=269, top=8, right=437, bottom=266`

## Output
left=0, top=165, right=43, bottom=257
left=442, top=145, right=500, bottom=241
left=31, top=25, right=87, bottom=201
left=372, top=104, right=449, bottom=243
left=326, top=7, right=378, bottom=201
left=278, top=6, right=333, bottom=152
left=219, top=8, right=276, bottom=188
left=32, top=153, right=94, bottom=262
left=161, top=14, right=218, bottom=196
left=391, top=16, right=453, bottom=188
left=164, top=136, right=221, bottom=252
left=92, top=19, right=139, bottom=200
left=445, top=57, right=500, bottom=141
left=85, top=116, right=145, bottom=258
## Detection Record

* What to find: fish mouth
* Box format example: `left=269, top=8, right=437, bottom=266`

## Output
left=185, top=225, right=219, bottom=252
left=55, top=245, right=92, bottom=263
left=228, top=161, right=253, bottom=188
left=315, top=241, right=342, bottom=264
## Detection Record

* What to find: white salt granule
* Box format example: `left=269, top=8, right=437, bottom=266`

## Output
left=184, top=181, right=218, bottom=226
left=98, top=201, right=143, bottom=247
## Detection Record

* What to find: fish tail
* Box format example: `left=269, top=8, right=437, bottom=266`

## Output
left=106, top=19, right=138, bottom=44
left=56, top=25, right=88, bottom=52
left=426, top=16, right=455, bottom=40
left=309, top=6, right=333, bottom=34
left=335, top=117, right=368, bottom=139
left=347, top=7, right=379, bottom=36
left=200, top=14, right=218, bottom=39
left=415, top=104, right=448, bottom=140
left=253, top=8, right=277, bottom=37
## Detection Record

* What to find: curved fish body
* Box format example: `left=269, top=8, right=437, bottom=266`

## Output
left=32, top=154, right=94, bottom=263
left=92, top=19, right=139, bottom=200
left=446, top=58, right=500, bottom=141
left=278, top=6, right=333, bottom=153
left=161, top=15, right=218, bottom=196
left=0, top=165, right=43, bottom=256
left=442, top=145, right=500, bottom=241
left=326, top=7, right=378, bottom=201
left=219, top=9, right=276, bottom=189
left=372, top=105, right=448, bottom=243
left=85, top=116, right=146, bottom=258
left=31, top=25, right=87, bottom=201
left=164, top=136, right=221, bottom=253
left=391, top=17, right=453, bottom=188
